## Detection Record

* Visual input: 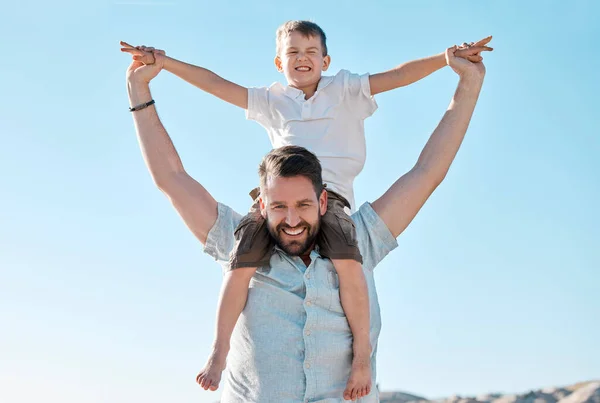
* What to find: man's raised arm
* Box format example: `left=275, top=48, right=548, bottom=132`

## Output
left=127, top=53, right=218, bottom=244
left=372, top=45, right=489, bottom=238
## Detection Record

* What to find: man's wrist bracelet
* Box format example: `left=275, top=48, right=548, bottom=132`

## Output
left=129, top=99, right=155, bottom=112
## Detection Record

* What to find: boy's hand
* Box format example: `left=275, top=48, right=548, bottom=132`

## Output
left=453, top=36, right=493, bottom=63
left=120, top=41, right=165, bottom=65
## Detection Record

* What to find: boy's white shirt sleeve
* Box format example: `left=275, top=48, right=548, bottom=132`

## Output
left=246, top=86, right=272, bottom=127
left=341, top=69, right=378, bottom=120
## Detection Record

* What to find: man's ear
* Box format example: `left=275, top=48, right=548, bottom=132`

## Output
left=274, top=56, right=283, bottom=73
left=322, top=55, right=331, bottom=71
left=319, top=189, right=328, bottom=216
left=259, top=197, right=267, bottom=218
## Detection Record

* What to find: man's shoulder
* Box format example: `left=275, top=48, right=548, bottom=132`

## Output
left=351, top=202, right=384, bottom=236
left=351, top=202, right=398, bottom=270
left=211, top=203, right=243, bottom=234
left=203, top=203, right=243, bottom=268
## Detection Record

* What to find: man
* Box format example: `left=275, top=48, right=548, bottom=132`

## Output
left=125, top=42, right=488, bottom=402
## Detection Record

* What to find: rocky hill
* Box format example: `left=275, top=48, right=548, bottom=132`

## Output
left=380, top=381, right=600, bottom=403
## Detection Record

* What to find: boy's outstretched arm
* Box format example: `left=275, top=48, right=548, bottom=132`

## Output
left=164, top=56, right=248, bottom=109
left=369, top=36, right=492, bottom=95
left=121, top=42, right=248, bottom=110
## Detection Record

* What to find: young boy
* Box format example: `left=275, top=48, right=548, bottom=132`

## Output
left=121, top=21, right=490, bottom=401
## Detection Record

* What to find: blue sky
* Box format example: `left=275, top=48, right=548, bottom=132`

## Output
left=1, top=1, right=598, bottom=402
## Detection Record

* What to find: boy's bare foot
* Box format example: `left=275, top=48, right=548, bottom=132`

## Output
left=343, top=355, right=372, bottom=401
left=196, top=348, right=228, bottom=391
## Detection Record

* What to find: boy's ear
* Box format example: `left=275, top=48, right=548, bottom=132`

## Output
left=322, top=55, right=331, bottom=71
left=274, top=56, right=284, bottom=72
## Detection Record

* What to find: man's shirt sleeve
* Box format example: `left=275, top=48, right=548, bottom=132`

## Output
left=203, top=202, right=243, bottom=272
left=352, top=202, right=398, bottom=271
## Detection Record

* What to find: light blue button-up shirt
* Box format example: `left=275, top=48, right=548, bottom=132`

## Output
left=204, top=202, right=398, bottom=402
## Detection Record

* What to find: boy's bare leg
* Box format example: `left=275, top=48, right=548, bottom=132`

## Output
left=332, top=259, right=372, bottom=401
left=196, top=266, right=257, bottom=391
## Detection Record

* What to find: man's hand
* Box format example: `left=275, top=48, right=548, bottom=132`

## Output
left=121, top=41, right=165, bottom=84
left=453, top=36, right=493, bottom=63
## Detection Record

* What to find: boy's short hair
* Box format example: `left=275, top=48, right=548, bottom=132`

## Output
left=276, top=20, right=328, bottom=57
left=259, top=146, right=324, bottom=198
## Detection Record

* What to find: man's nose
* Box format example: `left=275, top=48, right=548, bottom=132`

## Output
left=285, top=209, right=301, bottom=227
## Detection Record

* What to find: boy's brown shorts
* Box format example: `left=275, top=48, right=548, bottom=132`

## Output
left=229, top=188, right=363, bottom=269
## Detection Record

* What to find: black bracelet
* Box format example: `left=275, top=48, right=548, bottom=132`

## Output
left=129, top=99, right=155, bottom=112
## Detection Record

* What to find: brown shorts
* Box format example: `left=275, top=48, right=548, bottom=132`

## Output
left=229, top=188, right=362, bottom=270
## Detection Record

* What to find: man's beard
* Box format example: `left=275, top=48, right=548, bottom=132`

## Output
left=267, top=215, right=321, bottom=256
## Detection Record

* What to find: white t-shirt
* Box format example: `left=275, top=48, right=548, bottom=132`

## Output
left=246, top=69, right=378, bottom=211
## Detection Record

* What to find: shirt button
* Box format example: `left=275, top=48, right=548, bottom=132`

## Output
left=305, top=363, right=311, bottom=369
left=305, top=330, right=311, bottom=336
left=306, top=274, right=311, bottom=279
left=305, top=301, right=312, bottom=306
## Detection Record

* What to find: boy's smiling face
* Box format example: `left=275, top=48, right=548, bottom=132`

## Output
left=275, top=31, right=331, bottom=95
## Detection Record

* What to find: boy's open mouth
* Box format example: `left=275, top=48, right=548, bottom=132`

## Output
left=295, top=66, right=311, bottom=72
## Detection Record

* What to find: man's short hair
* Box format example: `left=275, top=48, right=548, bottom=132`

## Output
left=259, top=146, right=324, bottom=198
left=276, top=20, right=328, bottom=57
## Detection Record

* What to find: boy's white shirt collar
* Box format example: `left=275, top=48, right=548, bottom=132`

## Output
left=278, top=74, right=335, bottom=100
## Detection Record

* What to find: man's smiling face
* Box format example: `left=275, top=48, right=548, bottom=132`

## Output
left=260, top=175, right=327, bottom=256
